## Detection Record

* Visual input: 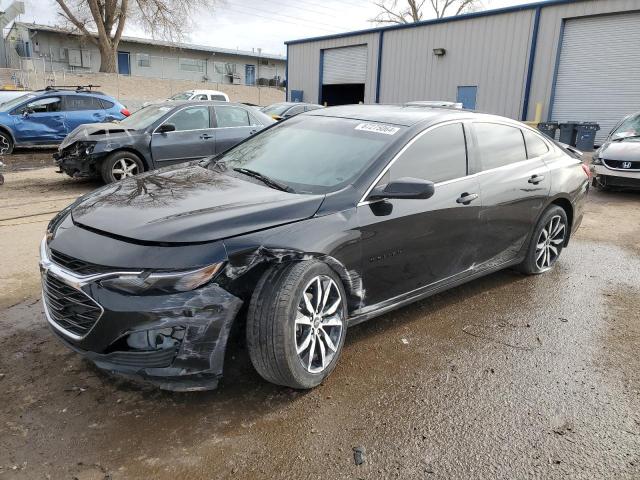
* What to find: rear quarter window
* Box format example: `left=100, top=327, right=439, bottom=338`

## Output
left=522, top=129, right=549, bottom=158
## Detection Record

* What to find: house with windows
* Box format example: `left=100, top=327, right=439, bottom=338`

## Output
left=4, top=22, right=286, bottom=87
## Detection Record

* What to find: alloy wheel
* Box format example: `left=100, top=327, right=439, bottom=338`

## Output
left=0, top=135, right=11, bottom=155
left=111, top=158, right=139, bottom=180
left=535, top=214, right=565, bottom=270
left=295, top=275, right=344, bottom=374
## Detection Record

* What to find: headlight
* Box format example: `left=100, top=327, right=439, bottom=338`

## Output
left=101, top=263, right=224, bottom=294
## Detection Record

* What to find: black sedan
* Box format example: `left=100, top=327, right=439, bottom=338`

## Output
left=54, top=101, right=274, bottom=183
left=40, top=105, right=589, bottom=391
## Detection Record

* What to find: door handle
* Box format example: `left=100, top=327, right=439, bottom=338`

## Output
left=200, top=134, right=214, bottom=140
left=249, top=129, right=257, bottom=135
left=528, top=174, right=545, bottom=184
left=456, top=192, right=479, bottom=205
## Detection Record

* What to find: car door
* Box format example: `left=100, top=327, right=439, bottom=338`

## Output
left=12, top=96, right=67, bottom=144
left=63, top=95, right=107, bottom=132
left=357, top=122, right=482, bottom=305
left=213, top=105, right=259, bottom=154
left=150, top=105, right=215, bottom=166
left=471, top=122, right=551, bottom=267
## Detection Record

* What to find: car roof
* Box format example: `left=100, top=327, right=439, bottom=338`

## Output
left=306, top=104, right=474, bottom=127
left=183, top=89, right=227, bottom=95
left=158, top=100, right=245, bottom=107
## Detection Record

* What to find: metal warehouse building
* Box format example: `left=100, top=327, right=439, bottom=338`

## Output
left=285, top=0, right=640, bottom=143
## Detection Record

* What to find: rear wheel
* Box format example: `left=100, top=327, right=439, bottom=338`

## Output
left=100, top=151, right=144, bottom=183
left=518, top=205, right=568, bottom=275
left=246, top=261, right=347, bottom=389
left=0, top=131, right=14, bottom=155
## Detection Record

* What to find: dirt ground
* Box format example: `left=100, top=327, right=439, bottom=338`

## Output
left=1, top=160, right=639, bottom=480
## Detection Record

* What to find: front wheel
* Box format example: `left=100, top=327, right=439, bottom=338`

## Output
left=246, top=261, right=347, bottom=389
left=0, top=131, right=14, bottom=155
left=518, top=205, right=568, bottom=275
left=100, top=151, right=144, bottom=183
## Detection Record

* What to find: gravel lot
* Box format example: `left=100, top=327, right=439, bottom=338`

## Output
left=0, top=159, right=639, bottom=479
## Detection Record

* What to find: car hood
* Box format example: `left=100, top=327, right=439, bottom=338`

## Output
left=70, top=164, right=325, bottom=244
left=59, top=123, right=140, bottom=150
left=599, top=139, right=640, bottom=161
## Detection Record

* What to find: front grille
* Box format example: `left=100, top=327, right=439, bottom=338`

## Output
left=602, top=159, right=640, bottom=171
left=50, top=249, right=118, bottom=276
left=43, top=272, right=102, bottom=337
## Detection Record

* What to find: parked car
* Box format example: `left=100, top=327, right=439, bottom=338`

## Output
left=0, top=87, right=129, bottom=154
left=405, top=100, right=464, bottom=109
left=40, top=105, right=589, bottom=391
left=54, top=101, right=274, bottom=183
left=169, top=89, right=229, bottom=102
left=591, top=111, right=640, bottom=190
left=261, top=102, right=324, bottom=120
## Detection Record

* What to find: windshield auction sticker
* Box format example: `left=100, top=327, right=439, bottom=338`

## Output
left=355, top=123, right=400, bottom=135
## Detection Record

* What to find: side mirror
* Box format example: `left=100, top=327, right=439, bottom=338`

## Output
left=368, top=177, right=435, bottom=201
left=157, top=123, right=176, bottom=133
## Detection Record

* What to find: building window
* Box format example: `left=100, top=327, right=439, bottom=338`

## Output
left=180, top=58, right=205, bottom=72
left=137, top=53, right=150, bottom=67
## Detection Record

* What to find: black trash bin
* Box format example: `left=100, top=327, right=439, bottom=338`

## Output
left=574, top=122, right=600, bottom=151
left=537, top=122, right=559, bottom=140
left=558, top=122, right=578, bottom=145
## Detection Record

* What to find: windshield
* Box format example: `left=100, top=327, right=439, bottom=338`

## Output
left=0, top=93, right=37, bottom=112
left=169, top=92, right=193, bottom=101
left=119, top=104, right=172, bottom=129
left=215, top=115, right=403, bottom=194
left=261, top=103, right=291, bottom=116
left=612, top=114, right=640, bottom=139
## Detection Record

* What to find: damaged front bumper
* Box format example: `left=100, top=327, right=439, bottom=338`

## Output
left=40, top=238, right=243, bottom=391
left=53, top=146, right=106, bottom=178
left=591, top=164, right=640, bottom=189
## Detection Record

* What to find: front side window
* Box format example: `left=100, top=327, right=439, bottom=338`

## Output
left=167, top=106, right=210, bottom=131
left=216, top=115, right=403, bottom=194
left=386, top=123, right=467, bottom=184
left=523, top=129, right=549, bottom=158
left=475, top=122, right=526, bottom=171
left=216, top=107, right=250, bottom=128
left=18, top=96, right=62, bottom=114
left=65, top=96, right=103, bottom=111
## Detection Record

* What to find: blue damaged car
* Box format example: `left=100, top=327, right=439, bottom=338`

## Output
left=0, top=86, right=129, bottom=154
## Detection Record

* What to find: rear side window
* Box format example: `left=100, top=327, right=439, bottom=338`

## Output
left=169, top=106, right=210, bottom=131
left=65, top=96, right=104, bottom=111
left=211, top=94, right=227, bottom=101
left=216, top=106, right=250, bottom=127
left=387, top=123, right=467, bottom=183
left=286, top=105, right=305, bottom=116
left=475, top=123, right=527, bottom=171
left=522, top=129, right=549, bottom=158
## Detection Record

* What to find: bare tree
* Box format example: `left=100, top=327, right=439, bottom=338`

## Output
left=54, top=0, right=214, bottom=73
left=371, top=0, right=482, bottom=24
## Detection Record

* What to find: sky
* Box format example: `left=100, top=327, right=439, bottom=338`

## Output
left=8, top=0, right=534, bottom=56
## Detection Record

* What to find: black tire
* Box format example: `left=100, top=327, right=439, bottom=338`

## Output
left=100, top=151, right=144, bottom=183
left=0, top=131, right=14, bottom=155
left=517, top=205, right=568, bottom=275
left=246, top=261, right=348, bottom=389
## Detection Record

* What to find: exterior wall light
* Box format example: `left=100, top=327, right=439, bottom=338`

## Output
left=433, top=48, right=446, bottom=56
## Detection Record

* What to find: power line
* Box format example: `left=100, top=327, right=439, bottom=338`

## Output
left=225, top=1, right=348, bottom=31
left=220, top=5, right=342, bottom=33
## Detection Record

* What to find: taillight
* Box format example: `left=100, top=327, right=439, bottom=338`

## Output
left=120, top=108, right=131, bottom=117
left=581, top=163, right=591, bottom=178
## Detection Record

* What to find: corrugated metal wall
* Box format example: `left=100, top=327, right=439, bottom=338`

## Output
left=379, top=10, right=534, bottom=118
left=526, top=0, right=640, bottom=122
left=287, top=33, right=380, bottom=103
left=287, top=0, right=640, bottom=119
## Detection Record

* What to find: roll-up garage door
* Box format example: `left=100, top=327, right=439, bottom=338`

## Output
left=322, top=45, right=367, bottom=85
left=551, top=12, right=640, bottom=144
